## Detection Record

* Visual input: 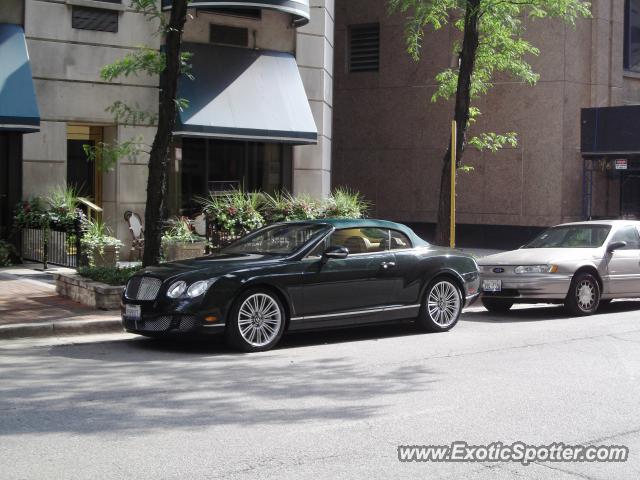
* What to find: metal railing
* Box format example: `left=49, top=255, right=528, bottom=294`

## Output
left=21, top=223, right=84, bottom=269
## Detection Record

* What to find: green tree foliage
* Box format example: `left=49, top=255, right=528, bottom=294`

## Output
left=92, top=0, right=191, bottom=266
left=388, top=0, right=590, bottom=245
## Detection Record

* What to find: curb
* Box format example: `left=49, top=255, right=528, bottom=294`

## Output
left=0, top=318, right=123, bottom=340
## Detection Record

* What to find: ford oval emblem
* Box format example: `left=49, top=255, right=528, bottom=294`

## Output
left=493, top=267, right=505, bottom=274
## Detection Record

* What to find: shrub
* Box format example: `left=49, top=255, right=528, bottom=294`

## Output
left=0, top=240, right=20, bottom=267
left=77, top=266, right=142, bottom=286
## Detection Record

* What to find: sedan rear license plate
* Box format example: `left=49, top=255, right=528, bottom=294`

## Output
left=125, top=304, right=141, bottom=320
left=483, top=279, right=502, bottom=292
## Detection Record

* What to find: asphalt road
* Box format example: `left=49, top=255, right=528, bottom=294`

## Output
left=1, top=302, right=640, bottom=480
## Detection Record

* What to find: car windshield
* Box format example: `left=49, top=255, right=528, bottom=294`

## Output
left=223, top=224, right=328, bottom=255
left=523, top=225, right=611, bottom=249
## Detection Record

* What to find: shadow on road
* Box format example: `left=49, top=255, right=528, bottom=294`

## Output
left=463, top=300, right=640, bottom=323
left=0, top=322, right=440, bottom=436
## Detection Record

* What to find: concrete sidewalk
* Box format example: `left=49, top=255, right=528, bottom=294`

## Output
left=0, top=264, right=122, bottom=339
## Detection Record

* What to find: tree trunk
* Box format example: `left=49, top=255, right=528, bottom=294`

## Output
left=142, top=0, right=188, bottom=266
left=434, top=0, right=481, bottom=246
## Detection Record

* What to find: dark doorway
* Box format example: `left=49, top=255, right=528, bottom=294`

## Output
left=621, top=173, right=640, bottom=219
left=66, top=139, right=95, bottom=200
left=0, top=133, right=23, bottom=241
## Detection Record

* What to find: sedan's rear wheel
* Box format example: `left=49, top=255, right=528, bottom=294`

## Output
left=564, top=272, right=600, bottom=316
left=481, top=298, right=514, bottom=313
left=416, top=278, right=462, bottom=332
left=226, top=289, right=286, bottom=352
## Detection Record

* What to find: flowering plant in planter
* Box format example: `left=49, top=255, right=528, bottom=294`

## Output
left=198, top=190, right=264, bottom=237
left=161, top=217, right=202, bottom=244
left=46, top=185, right=85, bottom=230
left=161, top=217, right=208, bottom=262
left=261, top=191, right=323, bottom=223
left=323, top=187, right=370, bottom=219
left=14, top=197, right=50, bottom=229
left=80, top=219, right=123, bottom=267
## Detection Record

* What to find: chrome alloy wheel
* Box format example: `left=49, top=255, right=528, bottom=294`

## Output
left=427, top=281, right=461, bottom=327
left=576, top=279, right=596, bottom=311
left=237, top=293, right=282, bottom=348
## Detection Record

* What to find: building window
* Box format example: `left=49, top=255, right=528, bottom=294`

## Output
left=625, top=0, right=640, bottom=72
left=348, top=24, right=380, bottom=73
left=72, top=6, right=118, bottom=33
left=178, top=139, right=292, bottom=216
left=210, top=24, right=250, bottom=47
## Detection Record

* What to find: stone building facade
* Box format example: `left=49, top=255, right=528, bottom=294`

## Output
left=0, top=0, right=334, bottom=252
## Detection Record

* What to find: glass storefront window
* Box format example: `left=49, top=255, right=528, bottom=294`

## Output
left=625, top=0, right=640, bottom=72
left=177, top=139, right=292, bottom=215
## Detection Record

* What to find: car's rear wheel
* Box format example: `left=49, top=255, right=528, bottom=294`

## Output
left=226, top=289, right=286, bottom=352
left=481, top=298, right=514, bottom=313
left=416, top=278, right=462, bottom=332
left=564, top=272, right=600, bottom=316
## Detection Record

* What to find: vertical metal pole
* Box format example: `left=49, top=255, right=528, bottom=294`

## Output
left=450, top=121, right=457, bottom=249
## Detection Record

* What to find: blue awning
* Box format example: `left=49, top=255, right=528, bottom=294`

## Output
left=0, top=24, right=40, bottom=132
left=175, top=43, right=317, bottom=144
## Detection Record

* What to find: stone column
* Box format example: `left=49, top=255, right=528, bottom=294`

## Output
left=294, top=0, right=334, bottom=198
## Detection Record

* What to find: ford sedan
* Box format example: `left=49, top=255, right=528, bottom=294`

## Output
left=479, top=220, right=640, bottom=316
left=122, top=219, right=480, bottom=351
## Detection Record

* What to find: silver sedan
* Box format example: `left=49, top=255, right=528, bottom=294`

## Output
left=478, top=220, right=640, bottom=316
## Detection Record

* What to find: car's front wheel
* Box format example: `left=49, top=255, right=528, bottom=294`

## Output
left=226, top=289, right=286, bottom=352
left=564, top=272, right=600, bottom=316
left=416, top=277, right=463, bottom=332
left=481, top=298, right=514, bottom=313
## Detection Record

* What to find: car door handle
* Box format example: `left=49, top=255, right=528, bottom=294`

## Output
left=381, top=261, right=396, bottom=269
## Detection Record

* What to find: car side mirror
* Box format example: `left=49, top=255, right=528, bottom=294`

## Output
left=607, top=241, right=627, bottom=253
left=322, top=245, right=349, bottom=262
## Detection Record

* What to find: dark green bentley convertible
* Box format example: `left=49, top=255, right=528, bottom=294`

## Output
left=122, top=219, right=480, bottom=351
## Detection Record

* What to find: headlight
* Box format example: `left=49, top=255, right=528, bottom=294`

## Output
left=514, top=265, right=558, bottom=274
left=187, top=280, right=209, bottom=298
left=166, top=281, right=187, bottom=298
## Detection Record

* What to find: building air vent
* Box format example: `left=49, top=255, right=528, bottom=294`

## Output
left=348, top=24, right=380, bottom=73
left=71, top=6, right=118, bottom=33
left=210, top=24, right=250, bottom=47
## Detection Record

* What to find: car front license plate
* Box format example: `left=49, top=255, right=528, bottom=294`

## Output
left=125, top=304, right=141, bottom=320
left=483, top=279, right=502, bottom=292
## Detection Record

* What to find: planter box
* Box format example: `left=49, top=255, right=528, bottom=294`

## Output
left=163, top=242, right=207, bottom=262
left=54, top=273, right=124, bottom=310
left=88, top=245, right=119, bottom=268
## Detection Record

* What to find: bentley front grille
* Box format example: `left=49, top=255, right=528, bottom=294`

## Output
left=126, top=276, right=162, bottom=301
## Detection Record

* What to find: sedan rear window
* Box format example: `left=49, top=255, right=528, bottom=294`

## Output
left=523, top=225, right=611, bottom=249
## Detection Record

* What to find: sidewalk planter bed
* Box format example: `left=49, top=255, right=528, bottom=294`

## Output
left=163, top=241, right=207, bottom=262
left=87, top=244, right=119, bottom=268
left=54, top=273, right=124, bottom=310
left=199, top=188, right=371, bottom=250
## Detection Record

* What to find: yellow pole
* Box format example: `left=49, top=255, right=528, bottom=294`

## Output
left=450, top=120, right=457, bottom=249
